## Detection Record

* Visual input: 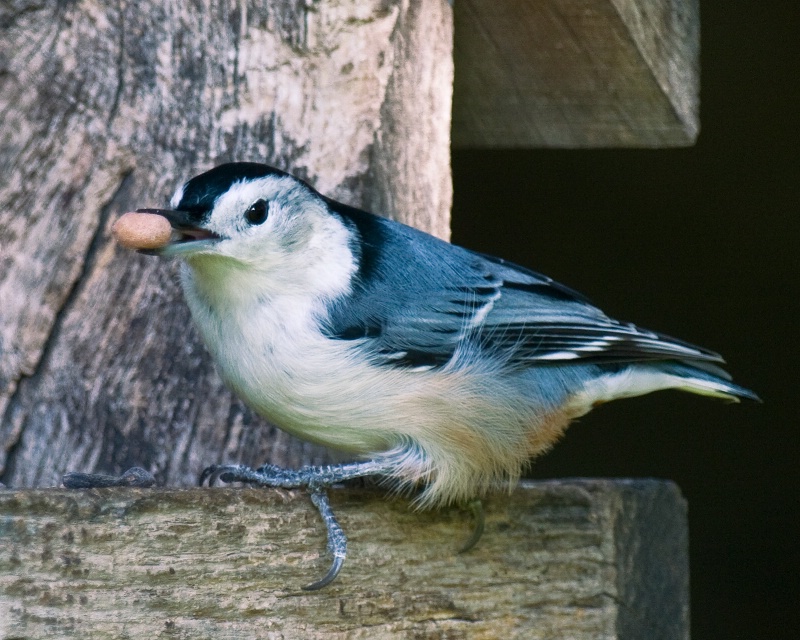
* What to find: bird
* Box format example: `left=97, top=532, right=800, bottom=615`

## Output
left=123, top=161, right=757, bottom=589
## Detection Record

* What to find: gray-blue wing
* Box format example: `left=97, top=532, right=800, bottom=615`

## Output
left=324, top=204, right=726, bottom=371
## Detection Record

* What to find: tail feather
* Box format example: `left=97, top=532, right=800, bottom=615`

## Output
left=570, top=361, right=760, bottom=411
left=655, top=362, right=760, bottom=402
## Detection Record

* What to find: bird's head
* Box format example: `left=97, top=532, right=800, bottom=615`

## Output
left=143, top=163, right=358, bottom=299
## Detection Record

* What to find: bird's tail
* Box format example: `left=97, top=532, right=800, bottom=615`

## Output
left=574, top=360, right=760, bottom=408
left=651, top=361, right=760, bottom=402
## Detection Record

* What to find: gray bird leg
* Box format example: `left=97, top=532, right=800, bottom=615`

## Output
left=199, top=459, right=390, bottom=489
left=199, top=459, right=393, bottom=589
left=304, top=489, right=347, bottom=590
left=459, top=498, right=485, bottom=553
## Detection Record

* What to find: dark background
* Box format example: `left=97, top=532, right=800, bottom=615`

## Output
left=451, top=3, right=798, bottom=639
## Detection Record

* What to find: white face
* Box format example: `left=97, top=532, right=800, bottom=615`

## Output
left=164, top=174, right=358, bottom=302
left=205, top=176, right=319, bottom=261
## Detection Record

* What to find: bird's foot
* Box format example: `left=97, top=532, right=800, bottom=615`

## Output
left=62, top=466, right=156, bottom=489
left=199, top=460, right=389, bottom=590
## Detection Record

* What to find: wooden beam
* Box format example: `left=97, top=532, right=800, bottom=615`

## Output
left=452, top=0, right=699, bottom=147
left=0, top=479, right=689, bottom=639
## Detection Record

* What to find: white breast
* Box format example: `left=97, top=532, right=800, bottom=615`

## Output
left=179, top=262, right=564, bottom=508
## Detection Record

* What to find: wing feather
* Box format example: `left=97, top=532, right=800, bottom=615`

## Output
left=323, top=203, right=724, bottom=370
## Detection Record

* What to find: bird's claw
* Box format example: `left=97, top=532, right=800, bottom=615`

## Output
left=199, top=462, right=352, bottom=590
left=198, top=463, right=239, bottom=486
left=302, top=553, right=345, bottom=591
left=303, top=488, right=347, bottom=590
left=62, top=466, right=156, bottom=489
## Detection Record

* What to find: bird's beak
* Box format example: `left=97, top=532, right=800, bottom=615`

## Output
left=135, top=208, right=220, bottom=256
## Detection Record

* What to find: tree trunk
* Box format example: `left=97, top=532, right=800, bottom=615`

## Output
left=0, top=0, right=453, bottom=488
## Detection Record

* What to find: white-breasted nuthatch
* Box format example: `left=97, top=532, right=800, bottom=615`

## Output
left=120, top=162, right=757, bottom=589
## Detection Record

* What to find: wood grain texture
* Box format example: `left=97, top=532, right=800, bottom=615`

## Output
left=452, top=0, right=699, bottom=147
left=0, top=0, right=453, bottom=488
left=0, top=479, right=689, bottom=639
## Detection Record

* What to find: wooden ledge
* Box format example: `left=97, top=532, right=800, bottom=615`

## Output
left=0, top=479, right=688, bottom=639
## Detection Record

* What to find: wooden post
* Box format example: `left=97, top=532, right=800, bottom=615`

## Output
left=453, top=0, right=700, bottom=147
left=0, top=480, right=689, bottom=639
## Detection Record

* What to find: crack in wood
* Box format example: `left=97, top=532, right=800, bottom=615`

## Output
left=0, top=171, right=134, bottom=483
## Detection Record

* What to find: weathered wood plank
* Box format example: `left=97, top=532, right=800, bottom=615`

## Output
left=0, top=479, right=689, bottom=639
left=452, top=0, right=699, bottom=147
left=0, top=0, right=453, bottom=488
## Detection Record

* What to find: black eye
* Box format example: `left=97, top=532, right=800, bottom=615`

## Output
left=245, top=199, right=269, bottom=225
